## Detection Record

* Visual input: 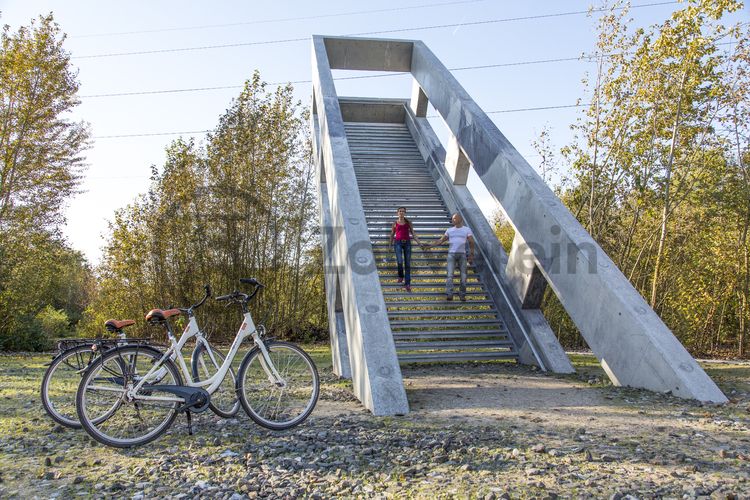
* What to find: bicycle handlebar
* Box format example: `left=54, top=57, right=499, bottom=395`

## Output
left=215, top=278, right=263, bottom=307
left=193, top=284, right=212, bottom=309
left=240, top=277, right=262, bottom=287
left=216, top=292, right=246, bottom=302
left=177, top=284, right=212, bottom=315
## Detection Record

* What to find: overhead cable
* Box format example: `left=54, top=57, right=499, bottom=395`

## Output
left=73, top=1, right=679, bottom=59
left=93, top=102, right=588, bottom=139
left=80, top=56, right=592, bottom=98
left=71, top=0, right=491, bottom=38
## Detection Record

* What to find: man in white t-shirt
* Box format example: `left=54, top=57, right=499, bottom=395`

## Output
left=422, top=213, right=475, bottom=301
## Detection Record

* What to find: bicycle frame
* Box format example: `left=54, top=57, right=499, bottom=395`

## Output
left=128, top=311, right=282, bottom=403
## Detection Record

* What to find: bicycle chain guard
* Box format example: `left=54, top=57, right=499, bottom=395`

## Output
left=147, top=385, right=211, bottom=413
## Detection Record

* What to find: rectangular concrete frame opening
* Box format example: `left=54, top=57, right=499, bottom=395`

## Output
left=312, top=34, right=727, bottom=409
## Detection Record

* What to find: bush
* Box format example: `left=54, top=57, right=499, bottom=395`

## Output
left=0, top=306, right=71, bottom=352
left=36, top=305, right=71, bottom=339
left=0, top=313, right=55, bottom=352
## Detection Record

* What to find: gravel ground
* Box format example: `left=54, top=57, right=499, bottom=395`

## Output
left=0, top=353, right=749, bottom=499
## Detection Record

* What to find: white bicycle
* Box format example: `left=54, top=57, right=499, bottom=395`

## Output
left=75, top=278, right=320, bottom=448
left=42, top=286, right=239, bottom=429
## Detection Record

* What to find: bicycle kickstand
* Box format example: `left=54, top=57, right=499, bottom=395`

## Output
left=185, top=410, right=193, bottom=436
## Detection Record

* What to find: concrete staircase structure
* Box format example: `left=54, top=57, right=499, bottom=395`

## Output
left=311, top=35, right=728, bottom=416
left=347, top=122, right=517, bottom=363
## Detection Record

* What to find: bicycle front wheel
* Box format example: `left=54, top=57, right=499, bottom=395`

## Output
left=191, top=342, right=240, bottom=418
left=77, top=345, right=181, bottom=448
left=237, top=341, right=319, bottom=430
left=41, top=344, right=97, bottom=428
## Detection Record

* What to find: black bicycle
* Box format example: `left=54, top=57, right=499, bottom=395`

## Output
left=40, top=320, right=160, bottom=428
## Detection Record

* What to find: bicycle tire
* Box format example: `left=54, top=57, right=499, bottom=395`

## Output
left=41, top=344, right=98, bottom=428
left=237, top=341, right=319, bottom=430
left=191, top=342, right=240, bottom=418
left=77, top=345, right=182, bottom=448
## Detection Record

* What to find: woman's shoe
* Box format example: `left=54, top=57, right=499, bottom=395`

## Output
left=398, top=277, right=403, bottom=283
left=405, top=285, right=412, bottom=292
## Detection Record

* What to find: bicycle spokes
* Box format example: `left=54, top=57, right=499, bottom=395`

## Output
left=78, top=346, right=181, bottom=447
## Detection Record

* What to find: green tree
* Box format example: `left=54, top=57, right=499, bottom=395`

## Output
left=81, top=72, right=326, bottom=342
left=0, top=14, right=92, bottom=350
left=0, top=14, right=90, bottom=229
left=551, top=0, right=748, bottom=357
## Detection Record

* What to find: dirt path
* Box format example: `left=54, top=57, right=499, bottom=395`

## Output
left=1, top=355, right=749, bottom=498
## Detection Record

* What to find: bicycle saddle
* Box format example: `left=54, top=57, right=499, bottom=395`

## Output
left=145, top=308, right=181, bottom=322
left=104, top=319, right=136, bottom=331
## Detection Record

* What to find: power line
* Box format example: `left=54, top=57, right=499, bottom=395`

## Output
left=72, top=1, right=679, bottom=59
left=95, top=130, right=210, bottom=139
left=93, top=102, right=589, bottom=139
left=71, top=0, right=491, bottom=38
left=78, top=35, right=742, bottom=99
left=424, top=102, right=588, bottom=119
left=80, top=56, right=593, bottom=98
left=353, top=1, right=678, bottom=37
left=488, top=103, right=588, bottom=114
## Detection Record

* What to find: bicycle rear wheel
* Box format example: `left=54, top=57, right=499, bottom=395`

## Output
left=77, top=345, right=181, bottom=448
left=41, top=344, right=97, bottom=428
left=237, top=341, right=319, bottom=430
left=191, top=342, right=240, bottom=418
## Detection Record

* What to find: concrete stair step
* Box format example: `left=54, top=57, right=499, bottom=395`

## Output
left=362, top=200, right=444, bottom=204
left=395, top=340, right=514, bottom=350
left=381, top=283, right=484, bottom=290
left=365, top=211, right=445, bottom=215
left=377, top=265, right=473, bottom=270
left=383, top=291, right=489, bottom=298
left=353, top=161, right=426, bottom=165
left=397, top=351, right=518, bottom=362
left=388, top=309, right=496, bottom=317
left=385, top=299, right=493, bottom=306
left=390, top=318, right=500, bottom=327
left=358, top=189, right=439, bottom=194
left=393, top=329, right=508, bottom=339
left=374, top=256, right=449, bottom=260
left=380, top=278, right=481, bottom=285
left=368, top=221, right=451, bottom=226
left=365, top=214, right=449, bottom=219
left=370, top=235, right=447, bottom=240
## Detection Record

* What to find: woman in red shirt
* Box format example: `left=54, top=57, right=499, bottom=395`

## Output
left=389, top=206, right=422, bottom=292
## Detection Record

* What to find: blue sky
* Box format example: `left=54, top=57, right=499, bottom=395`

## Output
left=1, top=0, right=748, bottom=263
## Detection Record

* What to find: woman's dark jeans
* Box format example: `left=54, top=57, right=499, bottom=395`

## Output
left=394, top=240, right=412, bottom=286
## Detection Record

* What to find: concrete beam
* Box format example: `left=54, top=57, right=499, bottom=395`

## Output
left=318, top=183, right=352, bottom=378
left=323, top=36, right=414, bottom=72
left=408, top=39, right=726, bottom=402
left=311, top=35, right=409, bottom=415
left=339, top=97, right=407, bottom=124
left=410, top=80, right=428, bottom=117
left=507, top=233, right=549, bottom=309
left=312, top=112, right=351, bottom=378
left=445, top=134, right=471, bottom=185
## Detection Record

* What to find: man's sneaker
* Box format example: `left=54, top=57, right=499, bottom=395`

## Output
left=459, top=295, right=466, bottom=302
left=446, top=294, right=453, bottom=301
left=405, top=285, right=412, bottom=292
left=397, top=277, right=403, bottom=283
